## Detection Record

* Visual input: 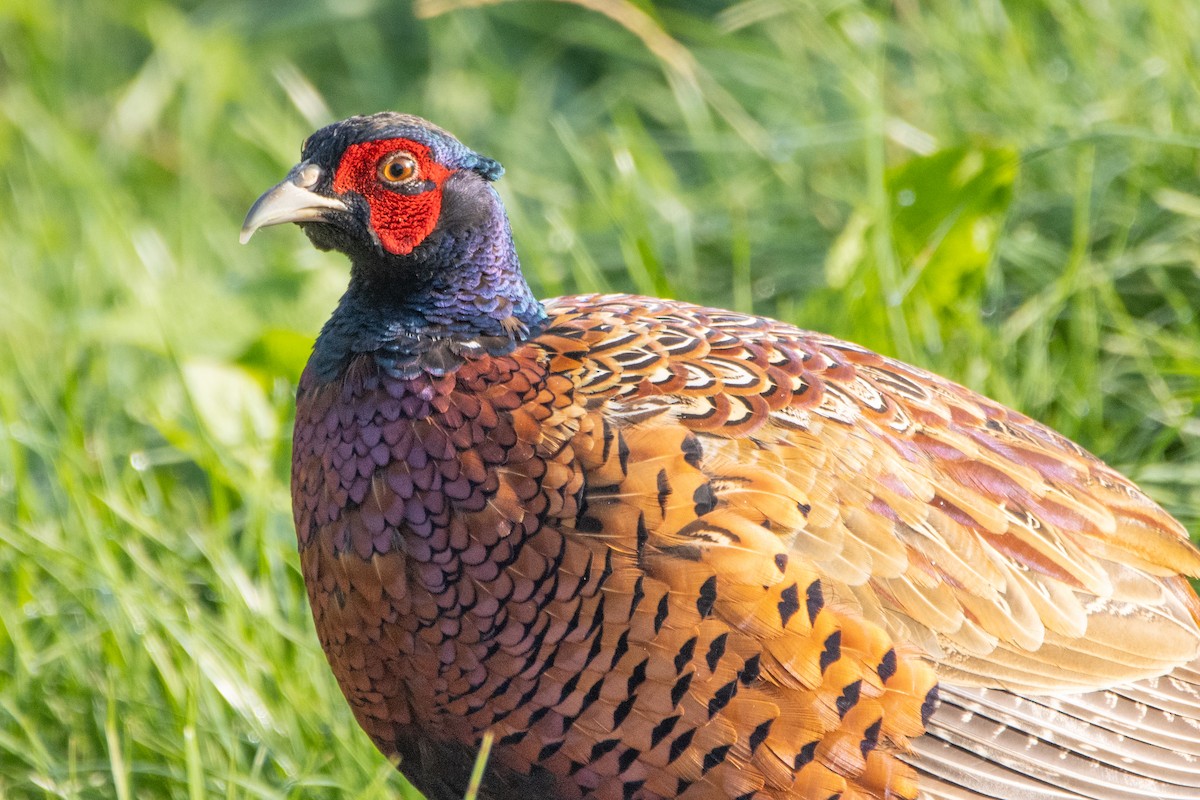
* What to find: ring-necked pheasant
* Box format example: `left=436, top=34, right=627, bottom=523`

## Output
left=241, top=113, right=1200, bottom=800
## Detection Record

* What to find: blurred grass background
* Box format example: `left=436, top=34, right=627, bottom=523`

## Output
left=2, top=0, right=1199, bottom=797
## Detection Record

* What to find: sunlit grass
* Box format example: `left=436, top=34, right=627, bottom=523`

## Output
left=1, top=0, right=1198, bottom=797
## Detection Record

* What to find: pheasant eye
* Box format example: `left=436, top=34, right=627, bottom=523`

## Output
left=379, top=153, right=419, bottom=185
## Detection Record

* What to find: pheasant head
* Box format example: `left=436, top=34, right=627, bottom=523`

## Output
left=241, top=112, right=546, bottom=353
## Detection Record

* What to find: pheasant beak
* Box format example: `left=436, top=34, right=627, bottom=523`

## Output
left=240, top=163, right=349, bottom=244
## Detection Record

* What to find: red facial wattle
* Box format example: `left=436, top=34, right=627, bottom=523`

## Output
left=332, top=138, right=452, bottom=255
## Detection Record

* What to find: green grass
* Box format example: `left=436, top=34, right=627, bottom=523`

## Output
left=1, top=0, right=1199, bottom=797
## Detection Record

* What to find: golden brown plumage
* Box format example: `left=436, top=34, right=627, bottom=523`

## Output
left=245, top=113, right=1200, bottom=800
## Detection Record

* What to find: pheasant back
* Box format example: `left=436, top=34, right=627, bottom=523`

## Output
left=292, top=296, right=1200, bottom=800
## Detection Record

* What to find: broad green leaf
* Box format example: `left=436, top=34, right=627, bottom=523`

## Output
left=889, top=145, right=1018, bottom=312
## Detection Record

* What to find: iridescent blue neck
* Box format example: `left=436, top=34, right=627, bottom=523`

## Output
left=311, top=185, right=547, bottom=381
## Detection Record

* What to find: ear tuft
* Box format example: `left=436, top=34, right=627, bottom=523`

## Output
left=471, top=156, right=504, bottom=182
